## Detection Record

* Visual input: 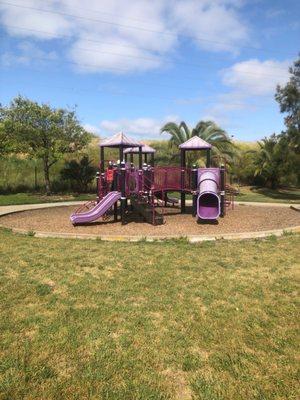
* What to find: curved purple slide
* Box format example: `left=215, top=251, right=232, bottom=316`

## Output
left=197, top=170, right=220, bottom=220
left=70, top=191, right=121, bottom=225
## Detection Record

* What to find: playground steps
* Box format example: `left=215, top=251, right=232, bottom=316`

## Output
left=130, top=195, right=164, bottom=225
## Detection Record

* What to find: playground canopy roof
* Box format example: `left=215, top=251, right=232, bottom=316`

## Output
left=99, top=132, right=141, bottom=148
left=124, top=144, right=156, bottom=154
left=179, top=136, right=212, bottom=150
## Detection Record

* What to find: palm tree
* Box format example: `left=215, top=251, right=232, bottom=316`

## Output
left=253, top=135, right=281, bottom=189
left=160, top=120, right=235, bottom=165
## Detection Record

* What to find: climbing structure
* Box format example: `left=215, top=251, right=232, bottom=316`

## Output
left=70, top=132, right=235, bottom=226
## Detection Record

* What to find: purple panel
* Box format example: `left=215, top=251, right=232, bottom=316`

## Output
left=125, top=170, right=140, bottom=194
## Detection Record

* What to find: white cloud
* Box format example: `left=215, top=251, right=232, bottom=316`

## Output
left=0, top=0, right=73, bottom=40
left=0, top=41, right=57, bottom=67
left=202, top=58, right=290, bottom=125
left=99, top=115, right=180, bottom=139
left=83, top=123, right=100, bottom=135
left=169, top=0, right=249, bottom=53
left=0, top=0, right=251, bottom=73
left=222, top=58, right=290, bottom=96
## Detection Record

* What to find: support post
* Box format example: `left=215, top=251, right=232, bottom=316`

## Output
left=143, top=163, right=150, bottom=192
left=96, top=172, right=100, bottom=202
left=191, top=165, right=198, bottom=217
left=206, top=149, right=211, bottom=168
left=150, top=153, right=154, bottom=167
left=113, top=167, right=118, bottom=221
left=144, top=153, right=148, bottom=164
left=220, top=164, right=225, bottom=217
left=100, top=146, right=105, bottom=173
left=119, top=146, right=124, bottom=163
left=120, top=161, right=126, bottom=225
left=130, top=153, right=134, bottom=164
left=180, top=149, right=186, bottom=213
left=125, top=153, right=128, bottom=163
left=138, top=146, right=143, bottom=170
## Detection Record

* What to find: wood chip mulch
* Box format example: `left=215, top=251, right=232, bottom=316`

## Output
left=1, top=204, right=300, bottom=236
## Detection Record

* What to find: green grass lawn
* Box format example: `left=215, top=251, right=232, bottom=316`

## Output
left=236, top=186, right=300, bottom=204
left=0, top=230, right=299, bottom=399
left=0, top=193, right=95, bottom=206
left=0, top=187, right=299, bottom=207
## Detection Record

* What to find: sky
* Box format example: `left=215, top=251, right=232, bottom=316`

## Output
left=0, top=0, right=299, bottom=142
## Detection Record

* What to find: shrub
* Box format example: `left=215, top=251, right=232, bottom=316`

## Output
left=60, top=155, right=97, bottom=193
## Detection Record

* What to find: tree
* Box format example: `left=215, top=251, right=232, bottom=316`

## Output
left=3, top=96, right=91, bottom=193
left=275, top=55, right=300, bottom=153
left=0, top=122, right=11, bottom=157
left=230, top=142, right=258, bottom=185
left=61, top=155, right=96, bottom=192
left=160, top=120, right=234, bottom=165
left=254, top=135, right=283, bottom=189
left=0, top=108, right=16, bottom=157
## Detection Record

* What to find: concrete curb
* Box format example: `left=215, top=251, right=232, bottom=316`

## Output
left=0, top=201, right=84, bottom=217
left=0, top=201, right=299, bottom=243
left=0, top=225, right=299, bottom=243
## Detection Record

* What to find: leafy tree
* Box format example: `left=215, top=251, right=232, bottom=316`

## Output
left=61, top=155, right=96, bottom=192
left=0, top=109, right=16, bottom=157
left=149, top=140, right=179, bottom=165
left=254, top=135, right=283, bottom=189
left=2, top=96, right=91, bottom=193
left=0, top=122, right=10, bottom=157
left=276, top=133, right=300, bottom=186
left=275, top=55, right=300, bottom=153
left=161, top=120, right=234, bottom=165
left=230, top=142, right=258, bottom=185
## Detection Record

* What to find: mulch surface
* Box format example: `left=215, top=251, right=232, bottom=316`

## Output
left=1, top=204, right=300, bottom=237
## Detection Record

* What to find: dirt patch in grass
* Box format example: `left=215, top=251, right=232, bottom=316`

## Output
left=1, top=204, right=300, bottom=237
left=162, top=369, right=192, bottom=400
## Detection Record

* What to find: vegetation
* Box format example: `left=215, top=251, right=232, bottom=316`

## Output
left=275, top=55, right=300, bottom=150
left=0, top=96, right=91, bottom=194
left=0, top=120, right=14, bottom=157
left=0, top=56, right=299, bottom=197
left=0, top=186, right=298, bottom=206
left=61, top=155, right=97, bottom=193
left=253, top=135, right=284, bottom=189
left=0, top=229, right=299, bottom=399
left=160, top=120, right=234, bottom=166
left=250, top=56, right=300, bottom=189
left=235, top=186, right=300, bottom=203
left=0, top=192, right=94, bottom=206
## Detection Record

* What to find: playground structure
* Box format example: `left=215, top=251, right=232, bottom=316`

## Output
left=70, top=132, right=235, bottom=226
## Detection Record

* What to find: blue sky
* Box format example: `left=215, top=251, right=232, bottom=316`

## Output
left=0, top=0, right=299, bottom=141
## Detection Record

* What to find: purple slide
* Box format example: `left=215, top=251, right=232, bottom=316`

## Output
left=70, top=191, right=121, bottom=225
left=197, top=169, right=220, bottom=220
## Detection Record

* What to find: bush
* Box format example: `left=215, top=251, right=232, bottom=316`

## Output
left=60, top=155, right=97, bottom=193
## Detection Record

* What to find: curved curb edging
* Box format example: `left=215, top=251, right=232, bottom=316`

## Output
left=0, top=224, right=299, bottom=243
left=0, top=201, right=299, bottom=243
left=0, top=201, right=84, bottom=217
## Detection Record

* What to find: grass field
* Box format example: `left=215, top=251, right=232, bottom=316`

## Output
left=0, top=186, right=299, bottom=207
left=236, top=186, right=300, bottom=204
left=0, top=193, right=95, bottom=206
left=0, top=229, right=299, bottom=399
